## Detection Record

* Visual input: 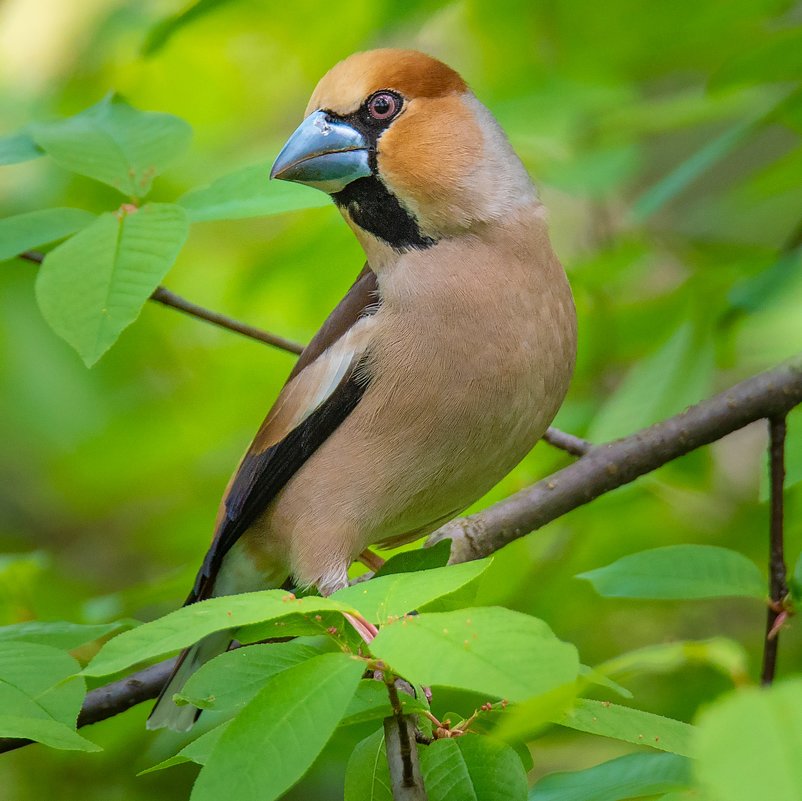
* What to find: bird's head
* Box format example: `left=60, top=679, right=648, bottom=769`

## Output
left=270, top=49, right=535, bottom=255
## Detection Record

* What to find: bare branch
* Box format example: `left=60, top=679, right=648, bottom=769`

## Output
left=429, top=356, right=802, bottom=563
left=542, top=426, right=592, bottom=457
left=15, top=250, right=592, bottom=450
left=17, top=250, right=304, bottom=355
left=761, top=414, right=788, bottom=685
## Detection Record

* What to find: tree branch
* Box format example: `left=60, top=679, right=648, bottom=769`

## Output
left=1, top=355, right=799, bottom=755
left=18, top=250, right=304, bottom=355
left=761, top=414, right=788, bottom=685
left=429, top=356, right=802, bottom=563
left=542, top=426, right=592, bottom=456
left=15, top=249, right=590, bottom=456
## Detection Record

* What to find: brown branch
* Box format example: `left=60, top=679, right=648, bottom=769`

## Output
left=542, top=426, right=592, bottom=456
left=429, top=355, right=802, bottom=563
left=18, top=250, right=303, bottom=355
left=1, top=356, right=800, bottom=756
left=16, top=249, right=591, bottom=455
left=761, top=414, right=788, bottom=685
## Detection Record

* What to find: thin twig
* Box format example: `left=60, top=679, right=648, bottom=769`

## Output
left=15, top=249, right=590, bottom=455
left=150, top=287, right=303, bottom=353
left=18, top=250, right=304, bottom=355
left=543, top=426, right=592, bottom=456
left=761, top=414, right=788, bottom=685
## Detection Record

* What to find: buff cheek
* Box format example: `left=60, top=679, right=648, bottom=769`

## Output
left=377, top=95, right=483, bottom=231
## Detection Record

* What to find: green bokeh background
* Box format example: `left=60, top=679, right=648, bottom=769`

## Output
left=0, top=0, right=800, bottom=798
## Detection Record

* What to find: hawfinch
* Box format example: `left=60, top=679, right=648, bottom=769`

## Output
left=149, top=48, right=576, bottom=730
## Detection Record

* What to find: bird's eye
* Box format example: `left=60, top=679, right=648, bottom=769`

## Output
left=367, top=92, right=401, bottom=121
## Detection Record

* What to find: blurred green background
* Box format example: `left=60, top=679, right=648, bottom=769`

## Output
left=1, top=0, right=800, bottom=798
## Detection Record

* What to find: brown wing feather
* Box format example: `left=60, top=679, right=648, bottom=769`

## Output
left=187, top=265, right=380, bottom=603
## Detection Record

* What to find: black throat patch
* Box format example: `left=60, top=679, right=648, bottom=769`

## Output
left=332, top=176, right=435, bottom=251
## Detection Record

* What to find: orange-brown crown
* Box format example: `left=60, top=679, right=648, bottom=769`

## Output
left=305, top=49, right=467, bottom=117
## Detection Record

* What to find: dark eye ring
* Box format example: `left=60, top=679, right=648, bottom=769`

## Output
left=367, top=91, right=401, bottom=121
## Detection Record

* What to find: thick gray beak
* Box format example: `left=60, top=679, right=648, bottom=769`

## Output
left=269, top=110, right=371, bottom=194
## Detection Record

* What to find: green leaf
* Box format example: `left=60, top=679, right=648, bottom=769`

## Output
left=0, top=620, right=131, bottom=650
left=588, top=323, right=714, bottom=442
left=32, top=94, right=191, bottom=197
left=595, top=638, right=749, bottom=685
left=0, top=208, right=95, bottom=262
left=374, top=540, right=452, bottom=577
left=371, top=607, right=579, bottom=702
left=140, top=721, right=230, bottom=774
left=0, top=715, right=100, bottom=752
left=421, top=734, right=528, bottom=801
left=0, top=130, right=44, bottom=165
left=578, top=545, right=766, bottom=601
left=191, top=652, right=364, bottom=801
left=333, top=559, right=491, bottom=623
left=340, top=679, right=426, bottom=727
left=0, top=641, right=96, bottom=750
left=142, top=0, right=236, bottom=56
left=695, top=679, right=802, bottom=801
left=344, top=728, right=393, bottom=801
left=178, top=640, right=331, bottom=711
left=35, top=203, right=189, bottom=366
left=555, top=699, right=696, bottom=757
left=84, top=591, right=356, bottom=677
left=530, top=752, right=692, bottom=801
left=178, top=162, right=330, bottom=222
left=711, top=29, right=802, bottom=89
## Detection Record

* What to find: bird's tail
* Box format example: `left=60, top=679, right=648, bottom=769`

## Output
left=146, top=629, right=232, bottom=732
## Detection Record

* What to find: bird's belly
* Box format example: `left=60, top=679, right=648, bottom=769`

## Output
left=261, top=308, right=573, bottom=589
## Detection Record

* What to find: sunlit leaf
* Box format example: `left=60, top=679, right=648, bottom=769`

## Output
left=0, top=715, right=99, bottom=752
left=35, top=203, right=189, bottom=366
left=421, top=734, right=528, bottom=801
left=374, top=540, right=452, bottom=577
left=578, top=545, right=765, bottom=600
left=191, top=652, right=364, bottom=801
left=32, top=94, right=191, bottom=197
left=695, top=679, right=802, bottom=801
left=0, top=209, right=95, bottom=262
left=332, top=559, right=491, bottom=623
left=0, top=130, right=43, bottom=165
left=0, top=642, right=96, bottom=751
left=530, top=752, right=692, bottom=801
left=344, top=728, right=393, bottom=801
left=84, top=591, right=356, bottom=676
left=595, top=638, right=749, bottom=686
left=555, top=699, right=696, bottom=757
left=371, top=607, right=579, bottom=702
left=340, top=679, right=427, bottom=727
left=140, top=721, right=230, bottom=774
left=178, top=639, right=332, bottom=710
left=178, top=162, right=331, bottom=222
left=0, top=620, right=131, bottom=651
left=142, top=0, right=237, bottom=56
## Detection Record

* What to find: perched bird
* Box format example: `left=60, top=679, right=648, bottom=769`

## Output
left=148, top=48, right=576, bottom=731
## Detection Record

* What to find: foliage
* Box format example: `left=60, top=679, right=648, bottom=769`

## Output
left=0, top=0, right=801, bottom=799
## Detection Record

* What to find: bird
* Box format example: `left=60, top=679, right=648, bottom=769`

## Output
left=147, top=48, right=577, bottom=731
